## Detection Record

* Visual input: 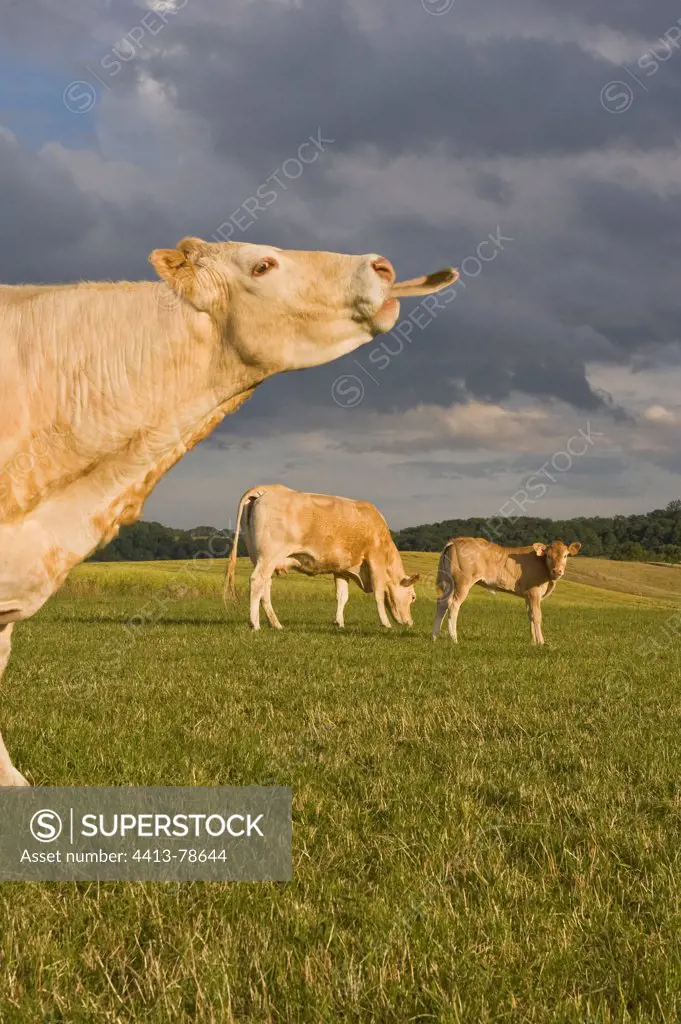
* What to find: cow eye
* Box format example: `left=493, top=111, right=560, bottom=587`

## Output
left=252, top=258, right=278, bottom=277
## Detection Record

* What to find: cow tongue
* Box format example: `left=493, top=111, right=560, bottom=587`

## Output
left=390, top=267, right=459, bottom=297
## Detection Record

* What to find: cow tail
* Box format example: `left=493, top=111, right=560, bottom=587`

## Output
left=224, top=488, right=261, bottom=602
left=436, top=540, right=456, bottom=601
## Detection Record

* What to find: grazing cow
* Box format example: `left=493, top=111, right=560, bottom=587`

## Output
left=224, top=485, right=420, bottom=630
left=0, top=239, right=457, bottom=785
left=431, top=537, right=581, bottom=644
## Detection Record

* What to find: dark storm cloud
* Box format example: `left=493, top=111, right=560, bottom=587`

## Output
left=0, top=132, right=173, bottom=284
left=144, top=0, right=681, bottom=164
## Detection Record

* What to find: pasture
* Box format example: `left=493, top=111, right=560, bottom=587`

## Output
left=2, top=555, right=681, bottom=1021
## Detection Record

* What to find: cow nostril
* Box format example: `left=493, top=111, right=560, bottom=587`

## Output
left=371, top=256, right=396, bottom=284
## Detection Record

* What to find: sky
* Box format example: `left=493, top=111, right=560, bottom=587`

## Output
left=3, top=0, right=681, bottom=530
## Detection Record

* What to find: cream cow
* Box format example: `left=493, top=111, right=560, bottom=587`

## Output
left=0, top=238, right=457, bottom=784
left=432, top=537, right=581, bottom=644
left=224, top=485, right=420, bottom=630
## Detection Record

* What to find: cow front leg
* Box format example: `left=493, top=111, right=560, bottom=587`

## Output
left=367, top=563, right=392, bottom=628
left=333, top=576, right=349, bottom=628
left=373, top=583, right=392, bottom=629
left=0, top=625, right=29, bottom=787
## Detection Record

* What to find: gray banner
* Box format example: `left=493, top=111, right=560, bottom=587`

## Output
left=0, top=787, right=292, bottom=881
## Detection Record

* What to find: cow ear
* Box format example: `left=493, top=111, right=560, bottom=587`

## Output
left=401, top=573, right=420, bottom=587
left=568, top=542, right=582, bottom=555
left=149, top=237, right=208, bottom=307
left=533, top=543, right=547, bottom=556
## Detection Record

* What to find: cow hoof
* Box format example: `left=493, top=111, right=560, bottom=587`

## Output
left=333, top=622, right=344, bottom=629
left=0, top=766, right=29, bottom=787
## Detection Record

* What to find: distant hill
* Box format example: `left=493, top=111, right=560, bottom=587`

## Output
left=89, top=503, right=681, bottom=563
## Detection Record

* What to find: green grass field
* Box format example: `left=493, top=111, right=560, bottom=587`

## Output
left=2, top=556, right=681, bottom=1022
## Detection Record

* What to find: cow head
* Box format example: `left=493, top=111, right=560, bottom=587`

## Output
left=150, top=238, right=457, bottom=375
left=386, top=573, right=420, bottom=626
left=533, top=540, right=581, bottom=581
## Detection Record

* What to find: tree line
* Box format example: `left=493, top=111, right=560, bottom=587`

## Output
left=392, top=501, right=681, bottom=563
left=88, top=522, right=236, bottom=562
left=89, top=502, right=681, bottom=563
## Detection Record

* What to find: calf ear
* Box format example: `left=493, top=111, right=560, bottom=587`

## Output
left=568, top=542, right=582, bottom=555
left=401, top=573, right=420, bottom=586
left=533, top=543, right=547, bottom=556
left=149, top=237, right=210, bottom=308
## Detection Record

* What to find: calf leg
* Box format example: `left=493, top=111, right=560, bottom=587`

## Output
left=262, top=576, right=283, bottom=631
left=526, top=592, right=544, bottom=645
left=534, top=599, right=545, bottom=645
left=0, top=625, right=28, bottom=787
left=333, top=577, right=349, bottom=628
left=525, top=600, right=535, bottom=643
left=444, top=578, right=471, bottom=643
left=431, top=595, right=450, bottom=639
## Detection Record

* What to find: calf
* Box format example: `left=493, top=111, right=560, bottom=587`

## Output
left=224, top=485, right=419, bottom=630
left=432, top=537, right=581, bottom=644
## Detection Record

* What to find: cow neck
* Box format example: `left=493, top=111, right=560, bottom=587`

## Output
left=1, top=284, right=260, bottom=602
